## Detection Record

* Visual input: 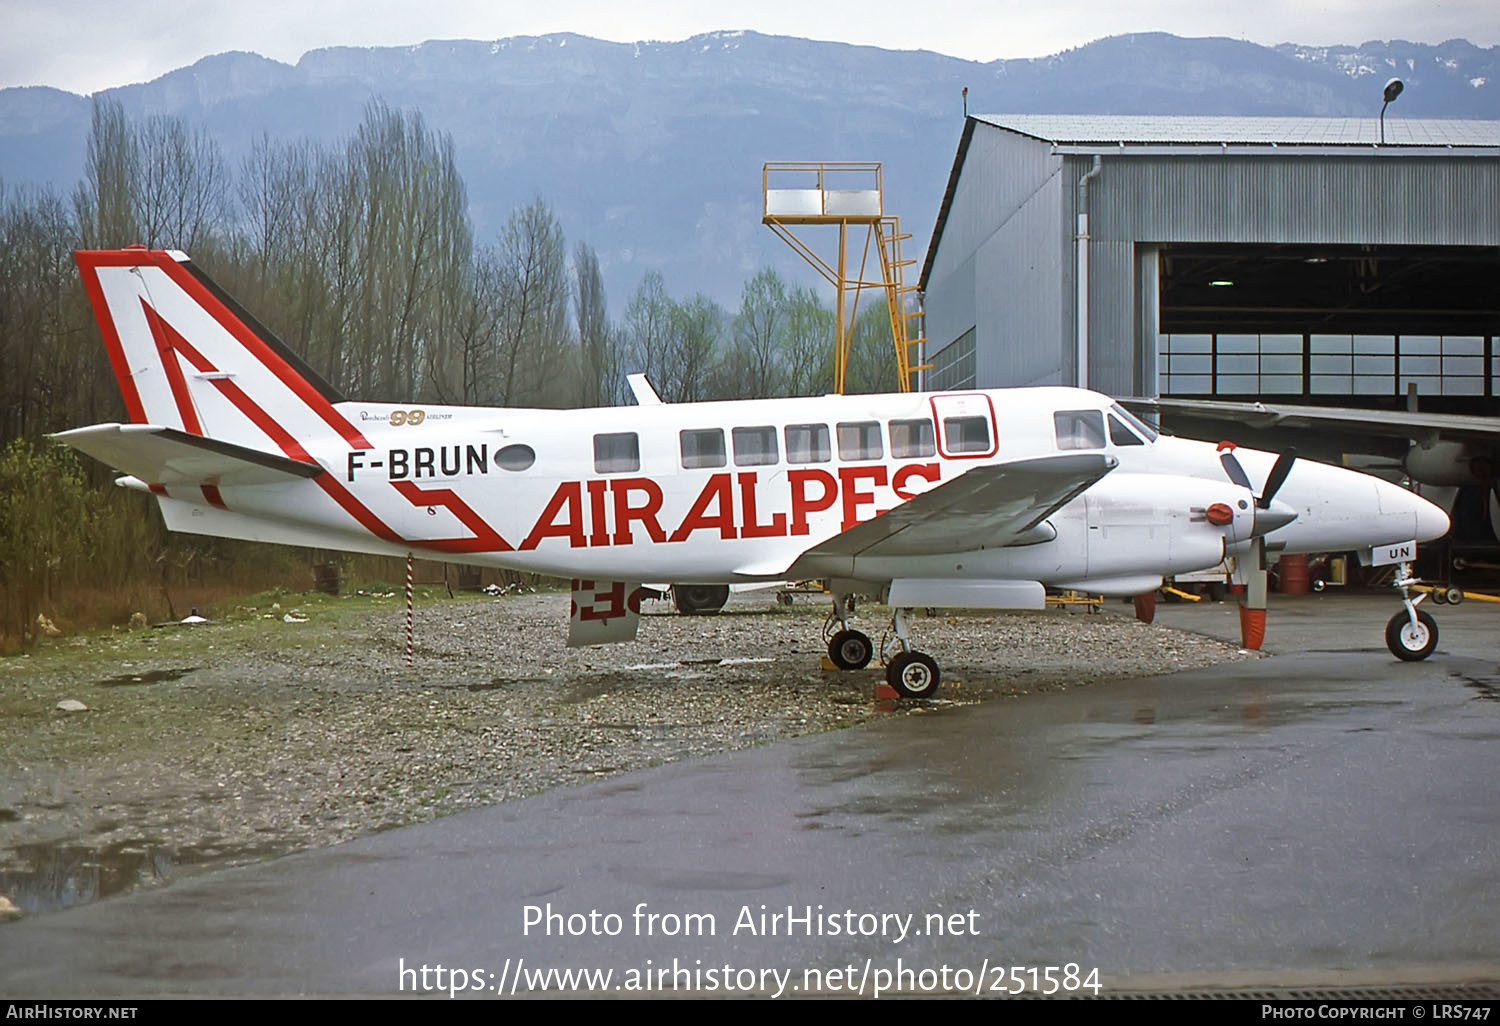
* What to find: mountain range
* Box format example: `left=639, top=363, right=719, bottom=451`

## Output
left=1, top=30, right=1496, bottom=306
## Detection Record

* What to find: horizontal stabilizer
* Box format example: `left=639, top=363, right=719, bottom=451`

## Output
left=51, top=423, right=323, bottom=487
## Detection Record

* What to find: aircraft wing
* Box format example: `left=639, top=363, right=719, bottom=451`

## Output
left=51, top=423, right=324, bottom=486
left=791, top=452, right=1116, bottom=564
left=1122, top=396, right=1500, bottom=447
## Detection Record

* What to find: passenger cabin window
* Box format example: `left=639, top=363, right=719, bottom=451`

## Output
left=785, top=423, right=830, bottom=464
left=593, top=432, right=640, bottom=473
left=1054, top=410, right=1106, bottom=451
left=732, top=426, right=779, bottom=466
left=837, top=421, right=883, bottom=461
left=944, top=416, right=991, bottom=454
left=890, top=418, right=936, bottom=458
left=680, top=428, right=726, bottom=469
left=1107, top=414, right=1146, bottom=447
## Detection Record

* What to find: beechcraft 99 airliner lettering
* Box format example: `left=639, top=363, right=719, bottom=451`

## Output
left=55, top=249, right=1452, bottom=696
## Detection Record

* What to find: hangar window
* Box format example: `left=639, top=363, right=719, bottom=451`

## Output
left=784, top=424, right=831, bottom=464
left=1054, top=410, right=1106, bottom=451
left=928, top=328, right=976, bottom=391
left=732, top=426, right=779, bottom=466
left=890, top=418, right=936, bottom=458
left=837, top=422, right=883, bottom=461
left=680, top=429, right=726, bottom=469
left=594, top=433, right=640, bottom=473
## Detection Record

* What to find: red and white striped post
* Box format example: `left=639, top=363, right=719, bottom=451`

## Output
left=404, top=553, right=414, bottom=667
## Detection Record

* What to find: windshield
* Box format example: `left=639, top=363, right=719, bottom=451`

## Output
left=1109, top=403, right=1159, bottom=443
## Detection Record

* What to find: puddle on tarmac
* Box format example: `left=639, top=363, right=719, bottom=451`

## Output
left=0, top=838, right=272, bottom=918
left=97, top=667, right=197, bottom=687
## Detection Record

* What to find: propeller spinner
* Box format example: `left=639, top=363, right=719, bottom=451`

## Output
left=1218, top=443, right=1299, bottom=536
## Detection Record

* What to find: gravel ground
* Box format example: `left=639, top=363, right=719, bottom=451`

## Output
left=0, top=587, right=1253, bottom=918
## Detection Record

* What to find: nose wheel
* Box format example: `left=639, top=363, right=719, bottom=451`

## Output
left=1386, top=561, right=1439, bottom=661
left=1386, top=608, right=1438, bottom=661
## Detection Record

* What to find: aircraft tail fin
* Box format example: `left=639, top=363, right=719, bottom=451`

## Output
left=73, top=248, right=365, bottom=458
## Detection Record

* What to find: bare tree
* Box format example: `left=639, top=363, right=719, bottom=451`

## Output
left=72, top=98, right=140, bottom=249
left=137, top=115, right=230, bottom=252
left=730, top=267, right=788, bottom=399
left=574, top=242, right=624, bottom=407
left=491, top=198, right=571, bottom=407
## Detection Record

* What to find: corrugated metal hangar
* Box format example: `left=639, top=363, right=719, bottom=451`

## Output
left=918, top=115, right=1500, bottom=413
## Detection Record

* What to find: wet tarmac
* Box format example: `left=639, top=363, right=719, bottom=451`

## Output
left=1, top=591, right=1497, bottom=997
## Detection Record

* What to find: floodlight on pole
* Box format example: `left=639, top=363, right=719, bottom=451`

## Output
left=1380, top=77, right=1404, bottom=145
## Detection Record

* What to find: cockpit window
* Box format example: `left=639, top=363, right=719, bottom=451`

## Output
left=1054, top=410, right=1106, bottom=451
left=1107, top=414, right=1146, bottom=447
left=1110, top=403, right=1159, bottom=442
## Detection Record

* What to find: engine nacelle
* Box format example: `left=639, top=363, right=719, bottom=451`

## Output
left=1404, top=440, right=1494, bottom=487
left=1084, top=473, right=1248, bottom=580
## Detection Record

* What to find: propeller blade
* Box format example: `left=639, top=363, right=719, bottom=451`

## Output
left=1257, top=449, right=1297, bottom=509
left=1220, top=450, right=1252, bottom=491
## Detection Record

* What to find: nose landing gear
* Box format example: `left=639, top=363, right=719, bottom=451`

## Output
left=1386, top=561, right=1439, bottom=661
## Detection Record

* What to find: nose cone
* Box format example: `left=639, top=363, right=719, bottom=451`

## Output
left=1379, top=480, right=1451, bottom=542
left=1414, top=492, right=1452, bottom=542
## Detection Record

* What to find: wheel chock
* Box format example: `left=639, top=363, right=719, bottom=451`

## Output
left=874, top=681, right=900, bottom=701
left=819, top=655, right=839, bottom=671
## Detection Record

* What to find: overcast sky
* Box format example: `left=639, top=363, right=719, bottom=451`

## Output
left=3, top=0, right=1498, bottom=95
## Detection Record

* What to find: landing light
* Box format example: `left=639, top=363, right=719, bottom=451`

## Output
left=1210, top=280, right=1234, bottom=287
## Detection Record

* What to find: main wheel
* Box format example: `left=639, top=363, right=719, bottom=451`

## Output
left=827, top=629, right=873, bottom=670
left=673, top=584, right=730, bottom=615
left=1445, top=587, right=1464, bottom=605
left=886, top=651, right=941, bottom=699
left=1385, top=609, right=1438, bottom=661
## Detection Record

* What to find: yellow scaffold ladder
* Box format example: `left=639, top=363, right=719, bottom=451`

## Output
left=761, top=162, right=927, bottom=392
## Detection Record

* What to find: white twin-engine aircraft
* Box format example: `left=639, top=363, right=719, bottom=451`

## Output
left=56, top=249, right=1451, bottom=696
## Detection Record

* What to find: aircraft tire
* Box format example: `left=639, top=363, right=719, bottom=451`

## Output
left=1385, top=609, right=1438, bottom=662
left=673, top=584, right=730, bottom=615
left=827, top=629, right=873, bottom=670
left=1445, top=587, right=1464, bottom=605
left=886, top=652, right=941, bottom=699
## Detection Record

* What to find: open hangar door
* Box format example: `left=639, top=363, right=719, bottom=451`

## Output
left=1152, top=242, right=1500, bottom=581
left=1157, top=242, right=1498, bottom=411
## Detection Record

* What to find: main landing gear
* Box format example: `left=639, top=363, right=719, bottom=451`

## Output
left=1385, top=561, right=1439, bottom=662
left=824, top=594, right=943, bottom=699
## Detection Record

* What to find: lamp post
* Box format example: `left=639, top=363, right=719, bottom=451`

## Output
left=1379, top=78, right=1404, bottom=145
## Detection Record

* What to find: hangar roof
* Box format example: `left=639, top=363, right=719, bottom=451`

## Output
left=973, top=114, right=1500, bottom=150
left=920, top=114, right=1500, bottom=289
